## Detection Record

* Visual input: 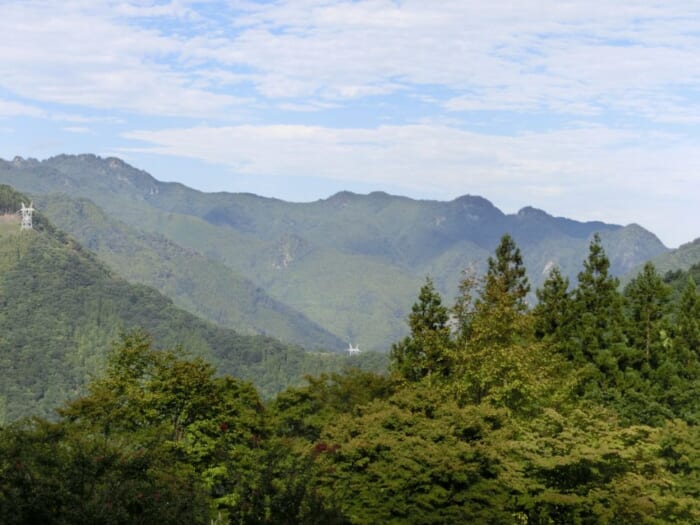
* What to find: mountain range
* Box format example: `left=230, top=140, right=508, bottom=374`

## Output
left=0, top=154, right=675, bottom=350
left=0, top=185, right=386, bottom=422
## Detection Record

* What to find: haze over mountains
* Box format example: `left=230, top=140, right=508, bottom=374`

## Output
left=0, top=154, right=673, bottom=350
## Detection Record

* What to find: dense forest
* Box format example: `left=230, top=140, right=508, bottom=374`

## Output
left=2, top=232, right=700, bottom=524
left=0, top=184, right=386, bottom=422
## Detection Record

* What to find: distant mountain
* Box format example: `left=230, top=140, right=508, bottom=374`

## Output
left=620, top=238, right=700, bottom=287
left=38, top=193, right=344, bottom=350
left=649, top=238, right=700, bottom=276
left=0, top=155, right=669, bottom=350
left=0, top=185, right=386, bottom=422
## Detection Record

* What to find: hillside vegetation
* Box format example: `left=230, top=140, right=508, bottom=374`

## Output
left=646, top=237, right=700, bottom=276
left=2, top=233, right=699, bottom=524
left=0, top=154, right=668, bottom=350
left=0, top=185, right=387, bottom=422
left=38, top=193, right=344, bottom=350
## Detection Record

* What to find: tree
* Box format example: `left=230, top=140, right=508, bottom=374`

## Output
left=675, top=276, right=700, bottom=359
left=624, top=262, right=670, bottom=363
left=0, top=414, right=210, bottom=525
left=58, top=331, right=275, bottom=523
left=570, top=234, right=627, bottom=365
left=451, top=267, right=478, bottom=345
left=468, top=234, right=531, bottom=349
left=533, top=266, right=572, bottom=343
left=447, top=235, right=548, bottom=410
left=391, top=277, right=452, bottom=383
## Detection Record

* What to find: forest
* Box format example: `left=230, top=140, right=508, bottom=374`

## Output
left=0, top=184, right=387, bottom=422
left=2, top=233, right=700, bottom=524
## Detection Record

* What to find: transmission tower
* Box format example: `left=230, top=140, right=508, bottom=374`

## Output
left=18, top=201, right=35, bottom=231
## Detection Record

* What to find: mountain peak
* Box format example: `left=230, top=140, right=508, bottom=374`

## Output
left=327, top=190, right=359, bottom=200
left=516, top=206, right=551, bottom=219
left=10, top=156, right=40, bottom=168
left=451, top=194, right=496, bottom=209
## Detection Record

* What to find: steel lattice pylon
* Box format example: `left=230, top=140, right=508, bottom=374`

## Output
left=18, top=202, right=34, bottom=231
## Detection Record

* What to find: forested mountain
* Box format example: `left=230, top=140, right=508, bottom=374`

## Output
left=38, top=193, right=344, bottom=350
left=2, top=233, right=700, bottom=524
left=0, top=186, right=386, bottom=423
left=648, top=237, right=700, bottom=275
left=0, top=154, right=669, bottom=350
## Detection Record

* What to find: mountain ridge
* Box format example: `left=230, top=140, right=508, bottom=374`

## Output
left=0, top=154, right=670, bottom=350
left=38, top=193, right=345, bottom=350
left=0, top=185, right=387, bottom=422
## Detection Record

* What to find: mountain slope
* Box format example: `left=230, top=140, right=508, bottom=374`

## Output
left=0, top=155, right=669, bottom=350
left=0, top=186, right=386, bottom=422
left=38, top=193, right=344, bottom=350
left=649, top=238, right=700, bottom=275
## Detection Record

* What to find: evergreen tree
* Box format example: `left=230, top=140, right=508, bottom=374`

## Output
left=533, top=266, right=572, bottom=342
left=481, top=233, right=530, bottom=310
left=640, top=276, right=700, bottom=425
left=390, top=277, right=452, bottom=382
left=469, top=234, right=531, bottom=348
left=449, top=236, right=545, bottom=409
left=451, top=267, right=478, bottom=346
left=570, top=234, right=627, bottom=365
left=675, top=276, right=700, bottom=359
left=623, top=262, right=670, bottom=364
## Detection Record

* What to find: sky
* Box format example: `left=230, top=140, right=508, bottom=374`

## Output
left=0, top=1, right=698, bottom=248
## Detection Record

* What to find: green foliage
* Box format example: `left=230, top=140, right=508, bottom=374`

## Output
left=0, top=333, right=356, bottom=524
left=674, top=276, right=700, bottom=355
left=534, top=266, right=572, bottom=343
left=570, top=234, right=627, bottom=364
left=308, top=384, right=700, bottom=524
left=0, top=210, right=388, bottom=423
left=39, top=193, right=345, bottom=350
left=313, top=387, right=515, bottom=524
left=390, top=277, right=452, bottom=382
left=57, top=332, right=279, bottom=522
left=0, top=156, right=669, bottom=351
left=0, top=418, right=210, bottom=525
left=623, top=262, right=671, bottom=362
left=468, top=233, right=532, bottom=349
left=4, top=224, right=700, bottom=523
left=272, top=370, right=396, bottom=442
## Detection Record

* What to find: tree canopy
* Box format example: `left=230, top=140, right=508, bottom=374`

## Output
left=3, top=233, right=700, bottom=524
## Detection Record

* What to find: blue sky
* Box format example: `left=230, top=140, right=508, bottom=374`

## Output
left=0, top=1, right=699, bottom=247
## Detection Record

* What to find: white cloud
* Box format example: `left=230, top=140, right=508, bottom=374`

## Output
left=112, top=1, right=199, bottom=19
left=1, top=1, right=698, bottom=246
left=0, top=2, right=246, bottom=117
left=199, top=0, right=700, bottom=119
left=0, top=98, right=45, bottom=118
left=120, top=125, right=688, bottom=194
left=3, top=1, right=700, bottom=121
left=121, top=122, right=699, bottom=247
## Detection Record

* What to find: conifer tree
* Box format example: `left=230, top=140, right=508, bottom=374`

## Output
left=469, top=234, right=531, bottom=348
left=482, top=233, right=530, bottom=310
left=533, top=266, right=572, bottom=342
left=676, top=276, right=700, bottom=356
left=451, top=267, right=478, bottom=345
left=391, top=277, right=452, bottom=382
left=570, top=234, right=627, bottom=364
left=449, top=235, right=543, bottom=408
left=623, top=262, right=670, bottom=364
left=633, top=276, right=700, bottom=425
